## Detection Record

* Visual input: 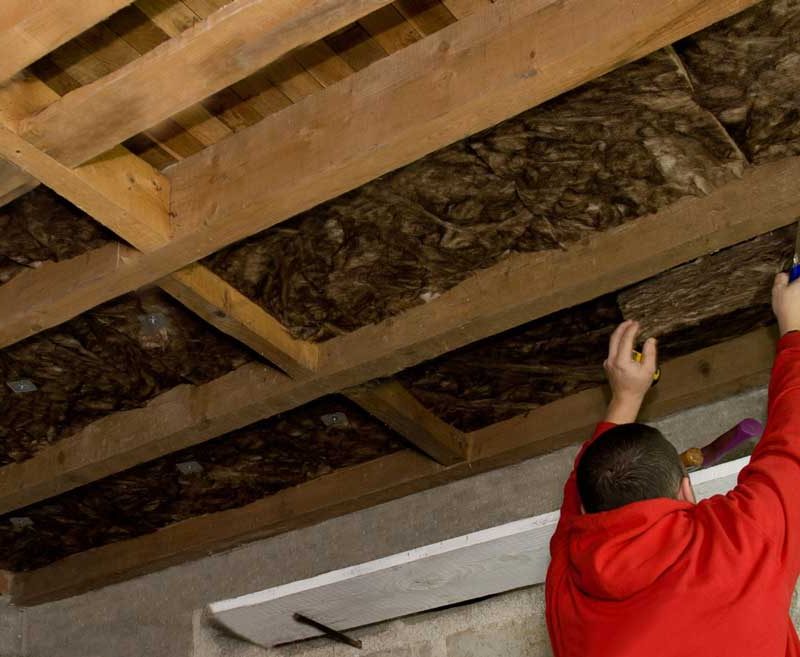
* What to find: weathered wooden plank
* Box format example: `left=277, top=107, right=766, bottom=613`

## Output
left=346, top=380, right=468, bottom=464
left=0, top=0, right=135, bottom=82
left=210, top=455, right=747, bottom=647
left=8, top=327, right=774, bottom=606
left=19, top=0, right=397, bottom=167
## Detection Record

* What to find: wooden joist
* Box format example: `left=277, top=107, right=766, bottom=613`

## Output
left=0, top=0, right=763, bottom=343
left=8, top=327, right=776, bottom=606
left=346, top=381, right=468, bottom=465
left=0, top=0, right=135, bottom=82
left=0, top=158, right=798, bottom=511
left=18, top=0, right=397, bottom=168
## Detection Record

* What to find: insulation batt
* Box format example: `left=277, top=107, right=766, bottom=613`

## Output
left=0, top=397, right=402, bottom=571
left=0, top=291, right=251, bottom=464
left=205, top=49, right=744, bottom=341
left=677, top=0, right=800, bottom=164
left=404, top=229, right=792, bottom=432
left=0, top=187, right=111, bottom=286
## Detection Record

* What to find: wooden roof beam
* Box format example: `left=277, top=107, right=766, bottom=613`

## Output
left=0, top=1, right=135, bottom=82
left=0, top=157, right=798, bottom=514
left=8, top=326, right=776, bottom=606
left=18, top=0, right=398, bottom=168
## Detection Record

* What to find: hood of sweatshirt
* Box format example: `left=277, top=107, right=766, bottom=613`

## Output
left=566, top=498, right=695, bottom=600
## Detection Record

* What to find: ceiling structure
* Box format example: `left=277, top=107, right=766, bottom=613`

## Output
left=0, top=0, right=798, bottom=607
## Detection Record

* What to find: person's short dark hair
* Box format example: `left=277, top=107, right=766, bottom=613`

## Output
left=576, top=423, right=685, bottom=513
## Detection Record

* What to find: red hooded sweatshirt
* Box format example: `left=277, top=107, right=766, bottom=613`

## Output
left=546, top=332, right=800, bottom=657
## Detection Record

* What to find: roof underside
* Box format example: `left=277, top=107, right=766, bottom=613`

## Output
left=0, top=0, right=797, bottom=589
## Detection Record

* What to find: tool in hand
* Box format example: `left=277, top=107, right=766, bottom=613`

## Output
left=789, top=219, right=800, bottom=282
left=680, top=418, right=763, bottom=471
left=632, top=349, right=661, bottom=385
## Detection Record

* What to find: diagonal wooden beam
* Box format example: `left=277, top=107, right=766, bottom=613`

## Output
left=0, top=157, right=797, bottom=514
left=0, top=0, right=763, bottom=318
left=8, top=326, right=776, bottom=606
left=0, top=1, right=136, bottom=82
left=18, top=0, right=397, bottom=168
left=346, top=380, right=468, bottom=464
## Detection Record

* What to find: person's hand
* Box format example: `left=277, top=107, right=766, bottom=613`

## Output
left=772, top=272, right=800, bottom=337
left=603, top=320, right=657, bottom=424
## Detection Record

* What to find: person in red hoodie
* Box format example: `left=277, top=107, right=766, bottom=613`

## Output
left=546, top=272, right=800, bottom=657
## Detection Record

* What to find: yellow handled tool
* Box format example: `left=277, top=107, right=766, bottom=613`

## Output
left=632, top=349, right=661, bottom=385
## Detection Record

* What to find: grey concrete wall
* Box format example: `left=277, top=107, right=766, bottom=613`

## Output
left=1, top=387, right=770, bottom=657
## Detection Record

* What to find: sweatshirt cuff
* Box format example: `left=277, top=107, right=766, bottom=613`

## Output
left=777, top=330, right=800, bottom=352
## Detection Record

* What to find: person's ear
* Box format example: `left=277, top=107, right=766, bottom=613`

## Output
left=677, top=476, right=696, bottom=504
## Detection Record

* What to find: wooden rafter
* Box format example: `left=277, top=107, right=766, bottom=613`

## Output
left=0, top=157, right=797, bottom=514
left=0, top=0, right=135, bottom=82
left=8, top=326, right=776, bottom=606
left=0, top=0, right=762, bottom=347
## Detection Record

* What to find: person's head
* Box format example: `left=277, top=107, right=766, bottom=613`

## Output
left=577, top=423, right=695, bottom=513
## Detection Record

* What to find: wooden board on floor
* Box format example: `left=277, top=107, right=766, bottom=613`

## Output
left=209, top=457, right=749, bottom=647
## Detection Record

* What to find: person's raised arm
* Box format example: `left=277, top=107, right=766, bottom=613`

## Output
left=721, top=272, right=800, bottom=579
left=557, top=320, right=659, bottom=520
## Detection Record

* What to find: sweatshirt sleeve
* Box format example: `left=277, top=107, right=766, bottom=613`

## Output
left=550, top=421, right=617, bottom=552
left=719, top=331, right=800, bottom=579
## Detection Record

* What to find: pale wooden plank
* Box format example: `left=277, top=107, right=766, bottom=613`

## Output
left=0, top=0, right=135, bottom=82
left=210, top=456, right=747, bottom=647
left=6, top=328, right=774, bottom=605
left=346, top=381, right=467, bottom=464
left=19, top=0, right=397, bottom=167
left=0, top=159, right=40, bottom=207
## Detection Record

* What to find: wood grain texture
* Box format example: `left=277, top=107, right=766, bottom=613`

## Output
left=346, top=380, right=467, bottom=464
left=0, top=0, right=135, bottom=82
left=0, top=158, right=798, bottom=511
left=8, top=328, right=774, bottom=606
left=20, top=0, right=397, bottom=167
left=0, top=290, right=250, bottom=466
left=0, top=0, right=765, bottom=348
